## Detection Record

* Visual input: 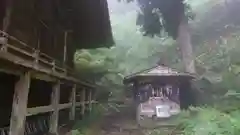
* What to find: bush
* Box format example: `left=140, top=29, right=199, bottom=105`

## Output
left=146, top=107, right=240, bottom=135
left=180, top=107, right=240, bottom=135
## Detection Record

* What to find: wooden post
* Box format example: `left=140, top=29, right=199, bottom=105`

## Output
left=89, top=90, right=92, bottom=112
left=3, top=0, right=13, bottom=32
left=49, top=81, right=60, bottom=135
left=69, top=84, right=76, bottom=121
left=63, top=31, right=68, bottom=64
left=9, top=72, right=31, bottom=135
left=81, top=88, right=86, bottom=115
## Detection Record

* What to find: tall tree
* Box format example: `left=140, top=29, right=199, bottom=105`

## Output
left=126, top=0, right=196, bottom=73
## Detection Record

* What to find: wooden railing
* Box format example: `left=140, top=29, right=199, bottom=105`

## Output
left=0, top=30, right=94, bottom=87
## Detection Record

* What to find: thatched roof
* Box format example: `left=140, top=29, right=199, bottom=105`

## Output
left=123, top=65, right=195, bottom=84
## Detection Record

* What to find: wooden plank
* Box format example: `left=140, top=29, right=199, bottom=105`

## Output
left=81, top=89, right=86, bottom=115
left=49, top=81, right=60, bottom=135
left=76, top=102, right=82, bottom=107
left=92, top=101, right=98, bottom=104
left=69, top=84, right=76, bottom=120
left=27, top=105, right=54, bottom=116
left=9, top=72, right=31, bottom=135
left=27, top=101, right=82, bottom=117
left=58, top=103, right=72, bottom=110
left=76, top=101, right=91, bottom=107
left=31, top=72, right=57, bottom=82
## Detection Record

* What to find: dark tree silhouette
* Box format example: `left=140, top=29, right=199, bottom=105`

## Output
left=122, top=0, right=196, bottom=73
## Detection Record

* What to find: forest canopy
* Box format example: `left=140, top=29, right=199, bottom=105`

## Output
left=73, top=0, right=240, bottom=134
left=74, top=0, right=240, bottom=104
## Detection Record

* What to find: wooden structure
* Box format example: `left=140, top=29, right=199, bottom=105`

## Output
left=123, top=65, right=196, bottom=114
left=0, top=0, right=112, bottom=135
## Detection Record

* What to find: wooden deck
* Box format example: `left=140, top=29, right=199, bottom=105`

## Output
left=0, top=30, right=97, bottom=135
left=0, top=30, right=94, bottom=87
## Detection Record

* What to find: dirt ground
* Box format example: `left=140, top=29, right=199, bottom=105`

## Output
left=67, top=102, right=180, bottom=135
left=87, top=105, right=145, bottom=135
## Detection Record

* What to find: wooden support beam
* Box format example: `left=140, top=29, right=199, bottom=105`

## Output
left=9, top=72, right=31, bottom=135
left=76, top=102, right=83, bottom=107
left=49, top=81, right=60, bottom=135
left=27, top=102, right=76, bottom=116
left=81, top=89, right=86, bottom=115
left=89, top=90, right=92, bottom=112
left=69, top=84, right=76, bottom=120
left=58, top=103, right=72, bottom=110
left=31, top=72, right=57, bottom=82
left=27, top=105, right=54, bottom=116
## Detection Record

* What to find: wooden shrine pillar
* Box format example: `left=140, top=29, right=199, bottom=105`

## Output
left=9, top=72, right=31, bottom=135
left=49, top=81, right=60, bottom=135
left=69, top=84, right=76, bottom=121
left=81, top=89, right=86, bottom=115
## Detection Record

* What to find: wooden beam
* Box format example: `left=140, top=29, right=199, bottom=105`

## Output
left=69, top=84, right=76, bottom=120
left=58, top=103, right=72, bottom=110
left=0, top=51, right=95, bottom=88
left=9, top=72, right=31, bottom=135
left=27, top=105, right=54, bottom=116
left=76, top=102, right=83, bottom=107
left=49, top=81, right=60, bottom=135
left=31, top=72, right=57, bottom=82
left=81, top=89, right=86, bottom=115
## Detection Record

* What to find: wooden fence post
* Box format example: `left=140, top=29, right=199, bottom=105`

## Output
left=9, top=72, right=31, bottom=135
left=49, top=81, right=60, bottom=135
left=69, top=84, right=76, bottom=121
left=81, top=88, right=86, bottom=115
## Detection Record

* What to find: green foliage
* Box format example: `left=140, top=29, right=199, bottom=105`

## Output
left=145, top=107, right=240, bottom=135
left=74, top=0, right=240, bottom=103
left=74, top=9, right=177, bottom=100
left=180, top=108, right=236, bottom=135
left=73, top=0, right=240, bottom=134
left=72, top=105, right=103, bottom=135
left=73, top=0, right=240, bottom=102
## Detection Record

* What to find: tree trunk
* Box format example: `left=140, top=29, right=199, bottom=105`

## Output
left=176, top=17, right=196, bottom=73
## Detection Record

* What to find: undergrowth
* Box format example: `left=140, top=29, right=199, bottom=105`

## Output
left=71, top=105, right=103, bottom=135
left=148, top=107, right=240, bottom=135
left=179, top=107, right=240, bottom=135
left=71, top=103, right=120, bottom=135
